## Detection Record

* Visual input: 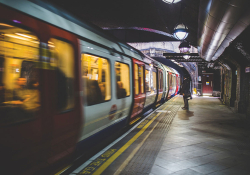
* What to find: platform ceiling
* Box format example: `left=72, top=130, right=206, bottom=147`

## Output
left=45, top=0, right=199, bottom=46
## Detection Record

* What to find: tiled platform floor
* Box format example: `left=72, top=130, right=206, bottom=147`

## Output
left=150, top=96, right=250, bottom=175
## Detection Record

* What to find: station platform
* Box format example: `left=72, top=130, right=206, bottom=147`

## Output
left=62, top=95, right=250, bottom=175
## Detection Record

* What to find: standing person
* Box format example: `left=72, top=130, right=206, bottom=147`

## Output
left=181, top=76, right=191, bottom=110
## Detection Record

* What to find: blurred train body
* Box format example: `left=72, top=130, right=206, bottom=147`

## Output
left=0, top=0, right=181, bottom=174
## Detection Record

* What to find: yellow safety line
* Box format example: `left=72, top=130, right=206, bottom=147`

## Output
left=92, top=96, right=179, bottom=175
left=54, top=165, right=71, bottom=175
left=129, top=117, right=141, bottom=125
left=114, top=102, right=177, bottom=174
left=114, top=109, right=163, bottom=175
left=55, top=95, right=179, bottom=175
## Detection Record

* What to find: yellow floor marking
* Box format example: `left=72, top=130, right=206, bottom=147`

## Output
left=129, top=117, right=141, bottom=125
left=92, top=96, right=179, bottom=175
left=114, top=110, right=163, bottom=175
left=114, top=104, right=177, bottom=175
left=54, top=164, right=71, bottom=175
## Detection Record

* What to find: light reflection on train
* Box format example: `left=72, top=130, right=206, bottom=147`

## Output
left=0, top=0, right=181, bottom=174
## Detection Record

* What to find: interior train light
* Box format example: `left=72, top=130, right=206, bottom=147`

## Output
left=48, top=44, right=55, bottom=48
left=4, top=34, right=30, bottom=41
left=0, top=23, right=13, bottom=27
left=16, top=33, right=36, bottom=40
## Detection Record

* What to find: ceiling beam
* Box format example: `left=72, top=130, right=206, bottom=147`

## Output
left=163, top=53, right=206, bottom=62
left=169, top=59, right=206, bottom=62
left=163, top=53, right=199, bottom=57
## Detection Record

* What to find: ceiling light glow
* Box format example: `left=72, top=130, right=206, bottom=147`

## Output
left=173, top=23, right=189, bottom=40
left=183, top=55, right=190, bottom=59
left=179, top=41, right=191, bottom=53
left=162, top=0, right=181, bottom=4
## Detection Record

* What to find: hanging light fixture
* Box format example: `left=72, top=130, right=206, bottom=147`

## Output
left=179, top=41, right=191, bottom=53
left=183, top=54, right=190, bottom=59
left=173, top=24, right=188, bottom=40
left=162, top=0, right=181, bottom=4
left=173, top=2, right=189, bottom=40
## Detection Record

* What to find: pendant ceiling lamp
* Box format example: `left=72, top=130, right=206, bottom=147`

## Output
left=183, top=54, right=190, bottom=59
left=179, top=41, right=191, bottom=53
left=173, top=24, right=188, bottom=40
left=162, top=0, right=181, bottom=4
left=173, top=2, right=189, bottom=40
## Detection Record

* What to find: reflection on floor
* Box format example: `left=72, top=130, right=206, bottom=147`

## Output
left=151, top=96, right=250, bottom=175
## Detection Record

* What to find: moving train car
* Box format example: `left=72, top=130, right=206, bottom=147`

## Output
left=0, top=1, right=181, bottom=174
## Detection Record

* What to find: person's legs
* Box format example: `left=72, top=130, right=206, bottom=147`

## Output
left=182, top=96, right=185, bottom=108
left=184, top=97, right=188, bottom=109
left=182, top=95, right=187, bottom=109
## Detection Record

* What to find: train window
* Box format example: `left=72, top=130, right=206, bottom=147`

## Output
left=49, top=39, right=75, bottom=112
left=0, top=23, right=40, bottom=124
left=115, top=62, right=130, bottom=99
left=81, top=54, right=111, bottom=105
left=140, top=66, right=144, bottom=93
left=134, top=64, right=139, bottom=95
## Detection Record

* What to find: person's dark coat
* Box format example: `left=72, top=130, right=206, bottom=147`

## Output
left=181, top=78, right=190, bottom=96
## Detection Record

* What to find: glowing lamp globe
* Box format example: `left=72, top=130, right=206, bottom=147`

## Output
left=179, top=41, right=191, bottom=53
left=173, top=23, right=189, bottom=40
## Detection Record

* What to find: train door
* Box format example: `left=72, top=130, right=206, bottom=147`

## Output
left=79, top=41, right=132, bottom=143
left=175, top=75, right=179, bottom=95
left=172, top=74, right=176, bottom=97
left=144, top=64, right=157, bottom=108
left=130, top=58, right=146, bottom=121
left=46, top=25, right=82, bottom=164
left=156, top=69, right=163, bottom=103
left=165, top=71, right=169, bottom=100
left=162, top=68, right=167, bottom=101
left=202, top=73, right=213, bottom=95
left=168, top=73, right=172, bottom=99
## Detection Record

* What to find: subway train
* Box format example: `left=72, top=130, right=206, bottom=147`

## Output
left=0, top=0, right=181, bottom=174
